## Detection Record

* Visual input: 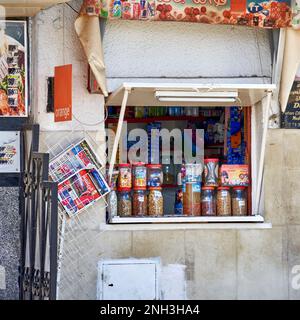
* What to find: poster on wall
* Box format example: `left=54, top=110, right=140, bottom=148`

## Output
left=0, top=131, right=20, bottom=173
left=282, top=66, right=300, bottom=128
left=81, top=0, right=294, bottom=28
left=0, top=20, right=27, bottom=117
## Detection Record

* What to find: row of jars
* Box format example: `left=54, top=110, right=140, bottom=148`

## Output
left=197, top=186, right=248, bottom=216
left=118, top=163, right=163, bottom=189
left=116, top=187, right=163, bottom=217
left=109, top=185, right=247, bottom=218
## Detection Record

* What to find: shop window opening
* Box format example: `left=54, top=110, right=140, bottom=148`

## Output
left=105, top=83, right=274, bottom=224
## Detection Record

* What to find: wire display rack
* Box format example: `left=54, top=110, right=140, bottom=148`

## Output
left=43, top=127, right=108, bottom=300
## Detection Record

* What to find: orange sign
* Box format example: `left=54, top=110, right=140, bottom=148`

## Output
left=54, top=64, right=72, bottom=122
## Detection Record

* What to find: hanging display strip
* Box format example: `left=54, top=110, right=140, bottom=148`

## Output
left=80, top=0, right=296, bottom=29
left=49, top=138, right=110, bottom=218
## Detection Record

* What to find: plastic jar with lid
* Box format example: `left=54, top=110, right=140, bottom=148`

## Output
left=204, top=158, right=219, bottom=187
left=217, top=187, right=231, bottom=216
left=118, top=188, right=132, bottom=217
left=118, top=164, right=132, bottom=188
left=148, top=187, right=163, bottom=217
left=132, top=162, right=147, bottom=188
left=147, top=164, right=163, bottom=187
left=201, top=187, right=217, bottom=216
left=132, top=187, right=147, bottom=217
left=183, top=182, right=201, bottom=216
left=232, top=187, right=247, bottom=216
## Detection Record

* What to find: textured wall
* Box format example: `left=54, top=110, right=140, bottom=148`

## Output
left=0, top=187, right=20, bottom=300
left=31, top=1, right=300, bottom=300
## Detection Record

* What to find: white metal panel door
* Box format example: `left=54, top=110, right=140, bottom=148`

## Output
left=102, top=263, right=157, bottom=300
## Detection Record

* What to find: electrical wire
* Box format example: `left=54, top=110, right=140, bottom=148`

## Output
left=72, top=105, right=108, bottom=127
left=64, top=2, right=79, bottom=14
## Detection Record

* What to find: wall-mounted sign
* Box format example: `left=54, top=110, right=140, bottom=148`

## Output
left=54, top=64, right=72, bottom=122
left=81, top=0, right=294, bottom=28
left=0, top=131, right=20, bottom=173
left=282, top=66, right=300, bottom=128
left=0, top=21, right=28, bottom=117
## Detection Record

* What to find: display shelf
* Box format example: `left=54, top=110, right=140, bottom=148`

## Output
left=161, top=184, right=178, bottom=188
left=205, top=143, right=224, bottom=148
left=106, top=115, right=205, bottom=124
left=110, top=215, right=264, bottom=224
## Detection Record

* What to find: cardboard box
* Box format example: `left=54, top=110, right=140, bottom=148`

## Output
left=220, top=165, right=249, bottom=186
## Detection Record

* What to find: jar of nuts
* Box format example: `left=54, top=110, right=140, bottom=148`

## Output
left=217, top=187, right=231, bottom=216
left=148, top=187, right=163, bottom=217
left=232, top=187, right=247, bottom=216
left=201, top=187, right=216, bottom=216
left=118, top=188, right=132, bottom=217
left=132, top=187, right=147, bottom=217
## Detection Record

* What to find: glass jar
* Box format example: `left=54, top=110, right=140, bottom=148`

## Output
left=118, top=164, right=132, bottom=188
left=201, top=187, right=216, bottom=216
left=183, top=182, right=201, bottom=216
left=232, top=187, right=247, bottom=216
left=132, top=162, right=147, bottom=188
left=148, top=187, right=163, bottom=216
left=118, top=188, right=132, bottom=217
left=132, top=187, right=147, bottom=217
left=204, top=158, right=219, bottom=187
left=217, top=187, right=231, bottom=216
left=108, top=189, right=118, bottom=218
left=147, top=164, right=163, bottom=187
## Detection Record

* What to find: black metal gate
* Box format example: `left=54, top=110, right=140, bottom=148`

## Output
left=19, top=124, right=58, bottom=300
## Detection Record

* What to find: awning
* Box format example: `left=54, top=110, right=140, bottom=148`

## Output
left=280, top=28, right=300, bottom=112
left=0, top=1, right=71, bottom=17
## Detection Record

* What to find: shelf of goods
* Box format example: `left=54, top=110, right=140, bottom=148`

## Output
left=110, top=215, right=265, bottom=224
left=105, top=83, right=276, bottom=225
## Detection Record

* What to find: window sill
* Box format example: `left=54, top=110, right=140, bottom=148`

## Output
left=101, top=215, right=272, bottom=231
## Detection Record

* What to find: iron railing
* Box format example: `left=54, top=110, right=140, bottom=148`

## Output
left=19, top=125, right=58, bottom=300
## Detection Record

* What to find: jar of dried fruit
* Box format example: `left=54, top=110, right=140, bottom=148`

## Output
left=217, top=187, right=231, bottom=216
left=232, top=187, right=247, bottom=216
left=201, top=187, right=216, bottom=216
left=148, top=187, right=163, bottom=217
left=132, top=187, right=147, bottom=217
left=118, top=188, right=132, bottom=217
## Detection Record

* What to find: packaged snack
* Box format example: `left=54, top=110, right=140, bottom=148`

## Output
left=220, top=165, right=249, bottom=186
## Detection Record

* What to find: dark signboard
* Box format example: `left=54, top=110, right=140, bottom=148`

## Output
left=282, top=79, right=300, bottom=129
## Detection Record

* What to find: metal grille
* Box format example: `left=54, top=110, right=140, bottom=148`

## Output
left=43, top=129, right=107, bottom=300
left=20, top=124, right=58, bottom=300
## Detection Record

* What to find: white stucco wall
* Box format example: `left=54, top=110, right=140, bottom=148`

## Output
left=33, top=0, right=273, bottom=131
left=31, top=1, right=300, bottom=301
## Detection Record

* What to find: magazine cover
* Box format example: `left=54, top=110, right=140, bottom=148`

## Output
left=49, top=138, right=104, bottom=183
left=0, top=20, right=28, bottom=117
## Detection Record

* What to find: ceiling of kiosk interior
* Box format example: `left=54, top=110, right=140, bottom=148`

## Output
left=106, top=83, right=276, bottom=107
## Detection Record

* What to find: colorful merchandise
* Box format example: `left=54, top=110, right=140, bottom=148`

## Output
left=132, top=162, right=147, bottom=187
left=118, top=163, right=132, bottom=188
left=204, top=158, right=219, bottom=187
left=220, top=165, right=249, bottom=186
